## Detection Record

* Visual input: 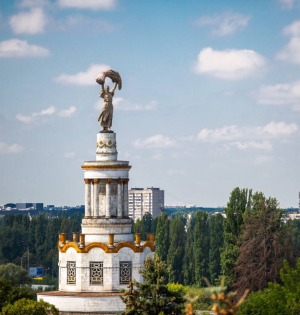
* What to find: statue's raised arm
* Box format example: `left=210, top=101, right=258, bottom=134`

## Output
left=95, top=69, right=122, bottom=132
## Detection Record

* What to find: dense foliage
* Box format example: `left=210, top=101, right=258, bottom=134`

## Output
left=121, top=255, right=185, bottom=315
left=0, top=279, right=34, bottom=310
left=1, top=298, right=59, bottom=315
left=0, top=212, right=83, bottom=277
left=238, top=259, right=300, bottom=315
left=233, top=192, right=297, bottom=297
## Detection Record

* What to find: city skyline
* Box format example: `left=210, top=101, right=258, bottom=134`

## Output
left=1, top=0, right=300, bottom=207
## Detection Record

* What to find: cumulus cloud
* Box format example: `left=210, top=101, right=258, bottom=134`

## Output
left=230, top=141, right=273, bottom=151
left=10, top=8, right=47, bottom=34
left=283, top=20, right=300, bottom=37
left=277, top=20, right=300, bottom=64
left=197, top=122, right=298, bottom=144
left=255, top=155, right=274, bottom=164
left=16, top=105, right=76, bottom=123
left=0, top=142, right=24, bottom=154
left=195, top=47, right=266, bottom=80
left=277, top=37, right=300, bottom=64
left=133, top=135, right=177, bottom=149
left=256, top=80, right=300, bottom=109
left=195, top=11, right=251, bottom=36
left=0, top=39, right=49, bottom=58
left=57, top=106, right=77, bottom=117
left=57, top=0, right=117, bottom=10
left=94, top=98, right=158, bottom=111
left=16, top=106, right=56, bottom=123
left=55, top=64, right=110, bottom=86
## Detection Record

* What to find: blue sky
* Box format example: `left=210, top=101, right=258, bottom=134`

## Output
left=1, top=0, right=300, bottom=207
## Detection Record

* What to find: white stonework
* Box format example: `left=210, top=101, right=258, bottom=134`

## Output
left=37, top=131, right=155, bottom=314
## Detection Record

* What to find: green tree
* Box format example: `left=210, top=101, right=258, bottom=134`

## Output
left=194, top=211, right=209, bottom=286
left=142, top=213, right=152, bottom=240
left=120, top=255, right=185, bottom=315
left=155, top=213, right=170, bottom=262
left=60, top=217, right=72, bottom=240
left=238, top=259, right=300, bottom=315
left=151, top=217, right=159, bottom=234
left=167, top=217, right=186, bottom=284
left=0, top=280, right=34, bottom=310
left=183, top=213, right=196, bottom=285
left=133, top=219, right=144, bottom=236
left=0, top=264, right=32, bottom=286
left=220, top=187, right=252, bottom=286
left=233, top=193, right=296, bottom=297
left=170, top=211, right=188, bottom=225
left=209, top=214, right=224, bottom=285
left=2, top=298, right=59, bottom=315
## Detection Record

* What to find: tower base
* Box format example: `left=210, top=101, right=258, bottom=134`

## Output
left=37, top=291, right=125, bottom=314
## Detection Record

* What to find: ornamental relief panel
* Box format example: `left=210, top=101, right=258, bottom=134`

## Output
left=97, top=140, right=117, bottom=149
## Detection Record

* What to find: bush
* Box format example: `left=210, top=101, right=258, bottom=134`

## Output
left=1, top=298, right=59, bottom=315
left=184, top=286, right=212, bottom=311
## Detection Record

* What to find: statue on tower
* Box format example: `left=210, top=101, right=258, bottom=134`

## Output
left=96, top=69, right=122, bottom=132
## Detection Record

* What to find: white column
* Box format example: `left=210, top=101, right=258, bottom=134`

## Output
left=105, top=179, right=112, bottom=218
left=93, top=179, right=100, bottom=217
left=117, top=179, right=123, bottom=218
left=122, top=179, right=129, bottom=217
left=84, top=179, right=92, bottom=217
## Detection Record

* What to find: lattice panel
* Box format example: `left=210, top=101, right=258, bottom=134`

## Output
left=120, top=261, right=132, bottom=284
left=90, top=261, right=103, bottom=285
left=67, top=261, right=76, bottom=285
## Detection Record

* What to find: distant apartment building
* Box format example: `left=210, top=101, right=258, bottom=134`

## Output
left=16, top=203, right=43, bottom=211
left=128, top=187, right=164, bottom=221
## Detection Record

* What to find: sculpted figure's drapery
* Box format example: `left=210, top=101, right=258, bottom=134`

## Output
left=96, top=69, right=122, bottom=132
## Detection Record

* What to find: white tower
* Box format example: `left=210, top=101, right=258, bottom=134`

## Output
left=38, top=131, right=155, bottom=314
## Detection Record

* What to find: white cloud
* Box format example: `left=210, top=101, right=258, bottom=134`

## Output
left=0, top=142, right=24, bottom=154
left=277, top=0, right=299, bottom=9
left=133, top=135, right=177, bottom=149
left=18, top=0, right=49, bottom=7
left=283, top=20, right=300, bottom=37
left=195, top=47, right=266, bottom=80
left=195, top=11, right=251, bottom=36
left=256, top=80, right=300, bottom=108
left=197, top=121, right=298, bottom=149
left=10, top=9, right=47, bottom=34
left=16, top=106, right=56, bottom=123
left=230, top=141, right=273, bottom=151
left=57, top=0, right=116, bottom=10
left=64, top=152, right=75, bottom=158
left=55, top=64, right=110, bottom=86
left=57, top=106, right=77, bottom=117
left=16, top=105, right=76, bottom=122
left=0, top=39, right=49, bottom=58
left=94, top=98, right=158, bottom=111
left=277, top=37, right=300, bottom=64
left=277, top=20, right=300, bottom=64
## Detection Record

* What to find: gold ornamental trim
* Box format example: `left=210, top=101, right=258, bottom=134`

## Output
left=82, top=165, right=131, bottom=170
left=97, top=140, right=117, bottom=149
left=58, top=241, right=155, bottom=254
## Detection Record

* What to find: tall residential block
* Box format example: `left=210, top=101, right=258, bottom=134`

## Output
left=129, top=187, right=164, bottom=221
